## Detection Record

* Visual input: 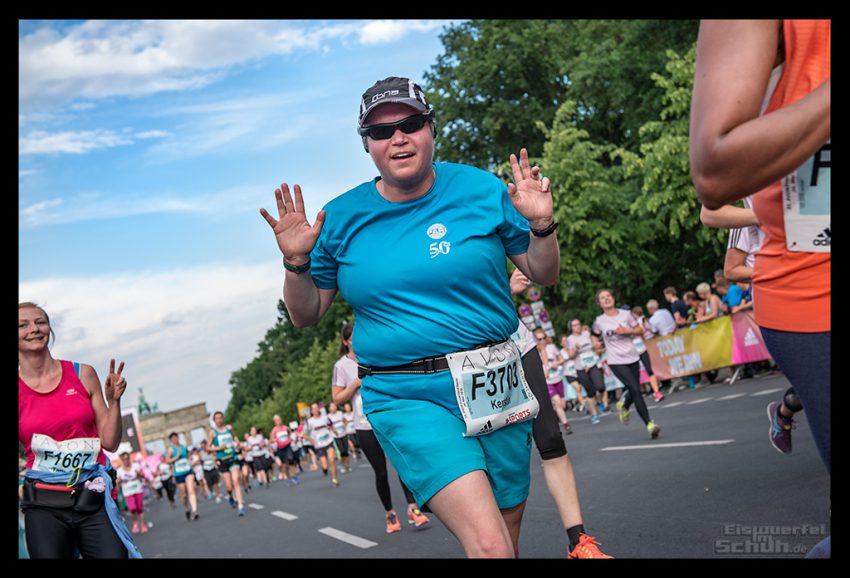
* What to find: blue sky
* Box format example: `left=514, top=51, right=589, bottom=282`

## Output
left=19, top=19, right=455, bottom=415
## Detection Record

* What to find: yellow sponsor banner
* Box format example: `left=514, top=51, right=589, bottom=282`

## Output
left=646, top=316, right=733, bottom=380
left=295, top=402, right=311, bottom=419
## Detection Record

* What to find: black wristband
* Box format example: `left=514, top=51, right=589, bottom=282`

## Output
left=530, top=220, right=558, bottom=237
left=283, top=257, right=311, bottom=274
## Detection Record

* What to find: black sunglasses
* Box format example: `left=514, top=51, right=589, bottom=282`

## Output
left=358, top=111, right=434, bottom=140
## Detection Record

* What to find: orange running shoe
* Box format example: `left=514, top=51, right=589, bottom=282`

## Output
left=567, top=534, right=613, bottom=559
left=407, top=508, right=430, bottom=527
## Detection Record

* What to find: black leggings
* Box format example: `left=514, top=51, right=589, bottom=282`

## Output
left=522, top=349, right=568, bottom=461
left=576, top=365, right=606, bottom=396
left=24, top=506, right=128, bottom=559
left=356, top=428, right=416, bottom=511
left=161, top=477, right=176, bottom=503
left=610, top=362, right=652, bottom=425
left=639, top=350, right=654, bottom=376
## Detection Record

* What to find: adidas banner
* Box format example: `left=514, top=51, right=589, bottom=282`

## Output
left=640, top=312, right=771, bottom=381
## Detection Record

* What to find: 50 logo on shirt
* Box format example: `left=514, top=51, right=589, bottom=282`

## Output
left=427, top=223, right=451, bottom=259
left=429, top=241, right=451, bottom=259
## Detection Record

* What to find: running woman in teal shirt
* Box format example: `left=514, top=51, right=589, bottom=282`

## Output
left=260, top=77, right=560, bottom=558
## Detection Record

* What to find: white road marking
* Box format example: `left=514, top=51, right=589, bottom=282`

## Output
left=601, top=439, right=735, bottom=451
left=716, top=393, right=747, bottom=400
left=657, top=401, right=684, bottom=408
left=750, top=388, right=784, bottom=397
left=318, top=527, right=378, bottom=549
left=271, top=510, right=298, bottom=521
left=686, top=398, right=713, bottom=405
left=248, top=503, right=264, bottom=510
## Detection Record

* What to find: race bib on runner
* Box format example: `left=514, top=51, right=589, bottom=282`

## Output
left=633, top=338, right=646, bottom=354
left=782, top=141, right=830, bottom=253
left=123, top=478, right=143, bottom=496
left=580, top=352, right=599, bottom=368
left=276, top=431, right=290, bottom=444
left=251, top=445, right=265, bottom=457
left=30, top=434, right=100, bottom=473
left=314, top=428, right=333, bottom=447
left=447, top=339, right=539, bottom=437
left=565, top=360, right=578, bottom=378
left=202, top=458, right=216, bottom=471
left=174, top=457, right=191, bottom=475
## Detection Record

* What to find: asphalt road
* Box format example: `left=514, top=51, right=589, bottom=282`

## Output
left=126, top=373, right=830, bottom=559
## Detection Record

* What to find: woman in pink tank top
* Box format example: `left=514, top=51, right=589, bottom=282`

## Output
left=18, top=302, right=130, bottom=558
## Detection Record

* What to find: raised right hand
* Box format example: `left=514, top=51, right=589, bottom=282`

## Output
left=260, top=183, right=326, bottom=265
left=509, top=268, right=530, bottom=296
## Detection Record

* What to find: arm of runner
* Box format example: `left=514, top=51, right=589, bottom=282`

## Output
left=700, top=204, right=759, bottom=229
left=332, top=380, right=360, bottom=405
left=79, top=359, right=126, bottom=453
left=732, top=298, right=754, bottom=314
left=506, top=148, right=559, bottom=286
left=207, top=430, right=220, bottom=452
left=508, top=267, right=530, bottom=296
left=260, top=183, right=338, bottom=328
left=723, top=247, right=753, bottom=283
left=690, top=20, right=830, bottom=209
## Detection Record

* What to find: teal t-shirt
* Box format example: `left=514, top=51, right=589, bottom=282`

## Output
left=311, top=162, right=530, bottom=415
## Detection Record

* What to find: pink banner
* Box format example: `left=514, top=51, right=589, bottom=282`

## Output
left=730, top=310, right=772, bottom=364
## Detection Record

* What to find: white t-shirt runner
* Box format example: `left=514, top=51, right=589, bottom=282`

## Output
left=544, top=343, right=564, bottom=384
left=117, top=463, right=145, bottom=496
left=327, top=411, right=347, bottom=439
left=247, top=434, right=266, bottom=458
left=343, top=411, right=356, bottom=435
left=158, top=461, right=172, bottom=481
left=566, top=331, right=599, bottom=371
left=332, top=355, right=371, bottom=431
left=592, top=310, right=641, bottom=365
left=201, top=450, right=217, bottom=471
left=307, top=416, right=335, bottom=449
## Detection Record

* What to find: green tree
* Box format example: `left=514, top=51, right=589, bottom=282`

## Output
left=618, top=45, right=727, bottom=296
left=423, top=19, right=698, bottom=170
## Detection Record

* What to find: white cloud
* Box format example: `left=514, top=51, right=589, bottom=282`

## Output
left=20, top=260, right=285, bottom=414
left=145, top=94, right=312, bottom=159
left=20, top=129, right=133, bottom=155
left=20, top=127, right=170, bottom=156
left=358, top=20, right=446, bottom=45
left=19, top=169, right=39, bottom=178
left=20, top=183, right=266, bottom=228
left=135, top=130, right=171, bottom=139
left=20, top=20, right=454, bottom=108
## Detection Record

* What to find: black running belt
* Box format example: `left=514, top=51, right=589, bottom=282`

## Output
left=358, top=356, right=450, bottom=378
left=357, top=341, right=506, bottom=378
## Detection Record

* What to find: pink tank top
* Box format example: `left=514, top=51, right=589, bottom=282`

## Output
left=19, top=360, right=107, bottom=470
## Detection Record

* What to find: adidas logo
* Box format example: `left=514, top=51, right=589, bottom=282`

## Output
left=744, top=328, right=760, bottom=347
left=478, top=420, right=493, bottom=435
left=65, top=388, right=78, bottom=396
left=813, top=228, right=831, bottom=247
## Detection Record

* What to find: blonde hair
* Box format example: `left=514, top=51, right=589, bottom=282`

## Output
left=696, top=282, right=712, bottom=295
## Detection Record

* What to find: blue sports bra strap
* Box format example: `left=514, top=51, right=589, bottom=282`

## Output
left=73, top=362, right=81, bottom=376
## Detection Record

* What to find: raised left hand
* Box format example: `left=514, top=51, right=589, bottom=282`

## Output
left=507, top=148, right=553, bottom=229
left=104, top=358, right=126, bottom=404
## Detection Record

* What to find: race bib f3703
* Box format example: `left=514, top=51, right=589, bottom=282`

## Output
left=447, top=339, right=539, bottom=437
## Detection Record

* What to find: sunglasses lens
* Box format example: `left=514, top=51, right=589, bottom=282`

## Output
left=365, top=114, right=429, bottom=140
left=368, top=125, right=395, bottom=140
